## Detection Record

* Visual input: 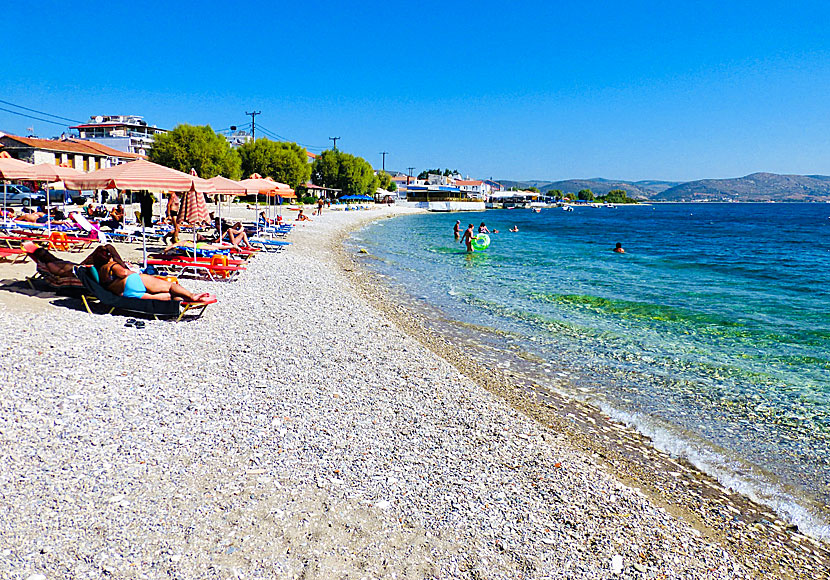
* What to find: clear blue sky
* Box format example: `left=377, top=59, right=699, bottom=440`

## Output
left=2, top=0, right=829, bottom=182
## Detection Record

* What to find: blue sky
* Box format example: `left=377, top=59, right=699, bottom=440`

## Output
left=2, top=0, right=829, bottom=181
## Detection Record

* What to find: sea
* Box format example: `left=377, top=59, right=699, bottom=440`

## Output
left=348, top=202, right=830, bottom=540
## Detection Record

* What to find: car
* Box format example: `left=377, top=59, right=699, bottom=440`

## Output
left=37, top=188, right=93, bottom=205
left=0, top=184, right=46, bottom=207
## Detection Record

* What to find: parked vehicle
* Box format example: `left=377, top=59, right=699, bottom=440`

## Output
left=1, top=184, right=46, bottom=207
left=37, top=189, right=93, bottom=205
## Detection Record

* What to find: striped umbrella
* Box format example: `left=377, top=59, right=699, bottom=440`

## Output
left=64, top=158, right=215, bottom=193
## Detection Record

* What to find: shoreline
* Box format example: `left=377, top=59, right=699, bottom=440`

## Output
left=337, top=208, right=830, bottom=578
left=0, top=205, right=826, bottom=578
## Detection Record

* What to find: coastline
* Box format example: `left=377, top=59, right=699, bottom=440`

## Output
left=0, top=205, right=825, bottom=579
left=338, top=208, right=830, bottom=578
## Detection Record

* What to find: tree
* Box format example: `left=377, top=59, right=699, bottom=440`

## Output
left=377, top=171, right=393, bottom=191
left=417, top=168, right=459, bottom=179
left=311, top=150, right=378, bottom=196
left=150, top=124, right=241, bottom=179
left=577, top=188, right=595, bottom=201
left=527, top=186, right=540, bottom=193
left=599, top=189, right=638, bottom=203
left=549, top=189, right=564, bottom=199
left=237, top=139, right=311, bottom=189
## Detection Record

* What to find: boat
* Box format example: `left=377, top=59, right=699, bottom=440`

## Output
left=562, top=205, right=574, bottom=212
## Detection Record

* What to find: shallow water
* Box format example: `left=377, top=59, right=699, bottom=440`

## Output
left=350, top=203, right=830, bottom=538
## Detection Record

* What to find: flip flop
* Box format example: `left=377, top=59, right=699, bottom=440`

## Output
left=22, top=241, right=38, bottom=253
left=134, top=320, right=145, bottom=329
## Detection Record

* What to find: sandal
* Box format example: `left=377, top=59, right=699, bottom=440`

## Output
left=124, top=318, right=136, bottom=327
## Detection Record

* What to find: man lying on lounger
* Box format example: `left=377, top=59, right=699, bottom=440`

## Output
left=23, top=242, right=213, bottom=303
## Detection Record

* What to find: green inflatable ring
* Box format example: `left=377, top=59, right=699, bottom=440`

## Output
left=471, top=233, right=490, bottom=251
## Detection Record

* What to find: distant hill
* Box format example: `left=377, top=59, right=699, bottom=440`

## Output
left=496, top=178, right=655, bottom=199
left=655, top=173, right=830, bottom=202
left=496, top=173, right=830, bottom=201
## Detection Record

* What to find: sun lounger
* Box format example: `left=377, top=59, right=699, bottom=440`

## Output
left=74, top=266, right=211, bottom=321
left=249, top=238, right=291, bottom=252
left=145, top=258, right=246, bottom=281
left=0, top=247, right=28, bottom=264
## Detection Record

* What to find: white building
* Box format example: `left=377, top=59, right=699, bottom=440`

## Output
left=71, top=115, right=167, bottom=156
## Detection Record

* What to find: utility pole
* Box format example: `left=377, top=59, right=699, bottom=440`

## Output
left=329, top=136, right=340, bottom=151
left=379, top=151, right=389, bottom=173
left=407, top=166, right=415, bottom=187
left=245, top=110, right=261, bottom=140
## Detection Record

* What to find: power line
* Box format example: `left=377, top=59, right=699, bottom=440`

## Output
left=0, top=106, right=71, bottom=128
left=0, top=98, right=84, bottom=124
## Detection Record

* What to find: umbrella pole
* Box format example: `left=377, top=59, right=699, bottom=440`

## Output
left=2, top=181, right=7, bottom=228
left=142, top=221, right=147, bottom=270
left=218, top=194, right=223, bottom=243
left=255, top=192, right=259, bottom=238
left=46, top=182, right=52, bottom=238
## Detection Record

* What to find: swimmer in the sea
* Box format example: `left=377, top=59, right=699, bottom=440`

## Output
left=613, top=242, right=625, bottom=253
left=461, top=223, right=475, bottom=252
left=509, top=226, right=519, bottom=232
left=453, top=220, right=461, bottom=240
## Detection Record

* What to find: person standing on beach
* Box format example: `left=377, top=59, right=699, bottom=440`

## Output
left=316, top=198, right=324, bottom=216
left=461, top=223, right=475, bottom=252
left=453, top=220, right=461, bottom=239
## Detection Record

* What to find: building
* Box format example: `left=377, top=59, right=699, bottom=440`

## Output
left=0, top=133, right=141, bottom=171
left=455, top=179, right=491, bottom=198
left=223, top=129, right=253, bottom=148
left=70, top=115, right=167, bottom=156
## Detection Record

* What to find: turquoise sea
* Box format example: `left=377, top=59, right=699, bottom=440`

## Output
left=350, top=203, right=830, bottom=539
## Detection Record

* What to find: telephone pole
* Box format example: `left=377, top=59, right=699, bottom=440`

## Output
left=245, top=110, right=261, bottom=140
left=329, top=136, right=340, bottom=151
left=407, top=166, right=415, bottom=186
left=379, top=151, right=389, bottom=173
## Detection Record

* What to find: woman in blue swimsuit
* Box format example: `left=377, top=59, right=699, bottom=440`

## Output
left=92, top=245, right=208, bottom=302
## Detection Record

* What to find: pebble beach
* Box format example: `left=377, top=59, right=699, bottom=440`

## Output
left=0, top=206, right=827, bottom=579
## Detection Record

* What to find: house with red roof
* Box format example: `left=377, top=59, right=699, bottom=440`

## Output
left=0, top=133, right=141, bottom=171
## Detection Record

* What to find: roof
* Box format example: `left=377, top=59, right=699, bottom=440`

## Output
left=307, top=151, right=317, bottom=159
left=0, top=134, right=141, bottom=159
left=455, top=180, right=484, bottom=186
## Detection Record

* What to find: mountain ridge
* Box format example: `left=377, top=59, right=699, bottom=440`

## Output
left=496, top=173, right=830, bottom=201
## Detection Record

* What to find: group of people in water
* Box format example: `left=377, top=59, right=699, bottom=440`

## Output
left=453, top=220, right=519, bottom=252
left=452, top=219, right=624, bottom=253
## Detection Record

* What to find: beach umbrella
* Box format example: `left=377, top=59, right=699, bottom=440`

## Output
left=177, top=185, right=210, bottom=264
left=0, top=155, right=38, bottom=226
left=238, top=174, right=287, bottom=235
left=32, top=164, right=86, bottom=234
left=207, top=175, right=248, bottom=241
left=64, top=158, right=215, bottom=193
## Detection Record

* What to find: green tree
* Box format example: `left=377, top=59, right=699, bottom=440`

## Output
left=599, top=189, right=638, bottom=203
left=577, top=188, right=595, bottom=201
left=416, top=168, right=459, bottom=179
left=377, top=171, right=393, bottom=191
left=311, top=150, right=378, bottom=196
left=150, top=124, right=241, bottom=179
left=237, top=139, right=311, bottom=189
left=549, top=189, right=564, bottom=198
left=527, top=186, right=540, bottom=193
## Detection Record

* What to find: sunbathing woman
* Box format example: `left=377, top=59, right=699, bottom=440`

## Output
left=222, top=222, right=252, bottom=251
left=90, top=244, right=211, bottom=302
left=23, top=241, right=100, bottom=277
